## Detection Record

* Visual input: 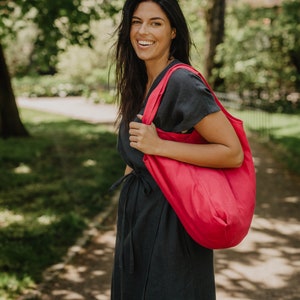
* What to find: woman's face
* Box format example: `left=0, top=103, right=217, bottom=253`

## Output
left=130, top=1, right=176, bottom=65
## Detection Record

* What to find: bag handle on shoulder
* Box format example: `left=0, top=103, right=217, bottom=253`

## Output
left=143, top=63, right=241, bottom=125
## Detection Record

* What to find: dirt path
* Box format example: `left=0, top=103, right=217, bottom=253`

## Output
left=26, top=136, right=299, bottom=300
left=215, top=136, right=300, bottom=300
left=18, top=99, right=300, bottom=300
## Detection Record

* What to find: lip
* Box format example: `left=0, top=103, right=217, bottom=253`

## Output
left=137, top=40, right=155, bottom=47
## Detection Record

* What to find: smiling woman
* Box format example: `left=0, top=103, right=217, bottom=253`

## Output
left=111, top=1, right=244, bottom=299
left=129, top=1, right=176, bottom=77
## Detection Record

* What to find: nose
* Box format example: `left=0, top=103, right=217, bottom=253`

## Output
left=138, top=23, right=148, bottom=34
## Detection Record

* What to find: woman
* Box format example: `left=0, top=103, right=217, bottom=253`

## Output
left=111, top=0, right=243, bottom=299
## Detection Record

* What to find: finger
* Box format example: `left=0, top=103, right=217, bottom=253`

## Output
left=129, top=137, right=140, bottom=149
left=129, top=121, right=142, bottom=130
left=130, top=141, right=139, bottom=150
left=129, top=134, right=138, bottom=142
left=151, top=122, right=156, bottom=129
left=137, top=114, right=143, bottom=120
left=129, top=128, right=140, bottom=136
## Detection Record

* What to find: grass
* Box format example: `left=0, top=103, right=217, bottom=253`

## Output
left=0, top=109, right=124, bottom=299
left=230, top=109, right=300, bottom=175
left=0, top=106, right=299, bottom=299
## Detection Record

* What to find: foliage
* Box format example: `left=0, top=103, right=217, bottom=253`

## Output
left=12, top=69, right=115, bottom=103
left=2, top=22, right=37, bottom=76
left=56, top=18, right=116, bottom=86
left=4, top=0, right=207, bottom=97
left=2, top=0, right=300, bottom=112
left=214, top=0, right=300, bottom=112
left=0, top=109, right=124, bottom=299
left=2, top=3, right=118, bottom=103
left=7, top=16, right=117, bottom=102
left=180, top=0, right=207, bottom=68
left=0, top=0, right=121, bottom=74
left=13, top=75, right=85, bottom=98
left=231, top=108, right=300, bottom=175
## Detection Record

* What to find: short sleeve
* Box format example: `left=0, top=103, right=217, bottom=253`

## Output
left=153, top=68, right=220, bottom=133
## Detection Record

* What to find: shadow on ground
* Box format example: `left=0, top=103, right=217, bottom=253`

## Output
left=39, top=229, right=115, bottom=300
left=23, top=136, right=299, bottom=300
left=215, top=137, right=300, bottom=300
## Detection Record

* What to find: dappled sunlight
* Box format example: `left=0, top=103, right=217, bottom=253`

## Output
left=49, top=288, right=111, bottom=300
left=13, top=163, right=32, bottom=174
left=82, top=159, right=97, bottom=167
left=1, top=134, right=298, bottom=300
left=60, top=265, right=87, bottom=283
left=0, top=112, right=124, bottom=299
left=253, top=155, right=281, bottom=176
left=215, top=137, right=300, bottom=299
left=23, top=135, right=299, bottom=300
left=266, top=167, right=277, bottom=174
left=37, top=214, right=57, bottom=225
left=284, top=196, right=299, bottom=204
left=216, top=214, right=300, bottom=299
left=40, top=229, right=115, bottom=300
left=0, top=209, right=24, bottom=227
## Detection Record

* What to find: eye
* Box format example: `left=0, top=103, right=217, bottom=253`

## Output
left=151, top=22, right=162, bottom=27
left=131, top=19, right=141, bottom=25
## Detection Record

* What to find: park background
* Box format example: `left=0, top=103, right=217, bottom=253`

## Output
left=0, top=0, right=299, bottom=299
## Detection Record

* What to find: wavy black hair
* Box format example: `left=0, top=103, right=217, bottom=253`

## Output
left=114, top=0, right=192, bottom=126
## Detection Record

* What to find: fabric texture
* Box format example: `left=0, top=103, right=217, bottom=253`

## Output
left=142, top=63, right=256, bottom=249
left=111, top=60, right=217, bottom=300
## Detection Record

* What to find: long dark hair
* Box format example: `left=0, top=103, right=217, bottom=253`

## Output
left=114, top=0, right=192, bottom=126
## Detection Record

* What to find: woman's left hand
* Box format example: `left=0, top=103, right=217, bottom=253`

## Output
left=129, top=114, right=160, bottom=154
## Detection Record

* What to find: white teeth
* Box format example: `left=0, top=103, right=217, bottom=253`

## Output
left=138, top=40, right=154, bottom=46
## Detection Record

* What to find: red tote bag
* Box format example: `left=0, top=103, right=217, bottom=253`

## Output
left=143, top=64, right=256, bottom=249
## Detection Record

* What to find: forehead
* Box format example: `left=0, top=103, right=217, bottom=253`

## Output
left=133, top=1, right=168, bottom=19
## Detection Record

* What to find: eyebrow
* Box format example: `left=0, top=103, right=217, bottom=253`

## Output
left=132, top=16, right=165, bottom=22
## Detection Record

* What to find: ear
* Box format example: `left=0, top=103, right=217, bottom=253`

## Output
left=171, top=28, right=176, bottom=39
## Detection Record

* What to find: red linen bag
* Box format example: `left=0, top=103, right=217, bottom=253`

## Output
left=142, top=63, right=256, bottom=249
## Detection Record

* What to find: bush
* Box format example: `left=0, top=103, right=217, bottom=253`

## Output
left=214, top=1, right=300, bottom=112
left=13, top=71, right=116, bottom=104
left=12, top=75, right=85, bottom=98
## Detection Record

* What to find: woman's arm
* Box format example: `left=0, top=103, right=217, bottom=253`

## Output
left=128, top=111, right=244, bottom=169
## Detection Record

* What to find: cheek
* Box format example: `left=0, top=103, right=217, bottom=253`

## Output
left=129, top=28, right=133, bottom=40
left=130, top=30, right=136, bottom=48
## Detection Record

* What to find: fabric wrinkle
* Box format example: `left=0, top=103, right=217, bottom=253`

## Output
left=111, top=169, right=153, bottom=274
left=111, top=60, right=217, bottom=299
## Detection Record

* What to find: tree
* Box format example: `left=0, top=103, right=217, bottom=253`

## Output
left=0, top=0, right=229, bottom=138
left=0, top=43, right=29, bottom=138
left=215, top=0, right=300, bottom=112
left=0, top=0, right=121, bottom=138
left=180, top=0, right=226, bottom=87
left=203, top=0, right=226, bottom=88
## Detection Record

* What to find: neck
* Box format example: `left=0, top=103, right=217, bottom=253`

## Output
left=145, top=57, right=174, bottom=93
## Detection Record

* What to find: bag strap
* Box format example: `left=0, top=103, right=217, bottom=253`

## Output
left=142, top=63, right=233, bottom=125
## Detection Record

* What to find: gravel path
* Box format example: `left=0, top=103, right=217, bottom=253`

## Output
left=17, top=98, right=300, bottom=300
left=17, top=97, right=118, bottom=124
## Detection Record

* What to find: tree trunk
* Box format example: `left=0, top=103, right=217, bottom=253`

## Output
left=0, top=43, right=29, bottom=138
left=290, top=50, right=300, bottom=92
left=204, top=0, right=226, bottom=89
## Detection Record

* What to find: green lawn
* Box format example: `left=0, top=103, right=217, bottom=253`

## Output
left=0, top=108, right=124, bottom=299
left=231, top=109, right=300, bottom=175
left=0, top=107, right=299, bottom=299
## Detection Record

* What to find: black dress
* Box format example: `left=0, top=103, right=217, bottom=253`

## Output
left=111, top=60, right=220, bottom=300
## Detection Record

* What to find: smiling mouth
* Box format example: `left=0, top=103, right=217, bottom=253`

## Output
left=138, top=40, right=155, bottom=46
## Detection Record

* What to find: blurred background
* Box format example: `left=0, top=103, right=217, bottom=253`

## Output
left=0, top=0, right=299, bottom=299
